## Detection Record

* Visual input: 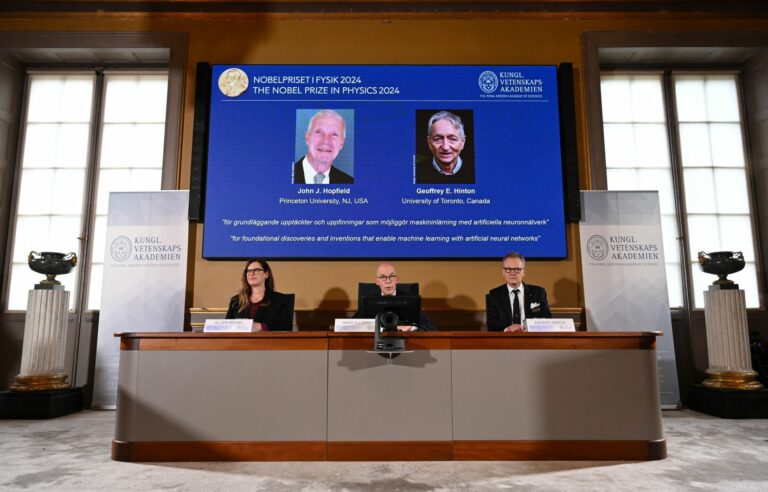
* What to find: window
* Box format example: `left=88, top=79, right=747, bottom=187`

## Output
left=601, top=72, right=760, bottom=308
left=5, top=70, right=168, bottom=311
left=87, top=73, right=168, bottom=309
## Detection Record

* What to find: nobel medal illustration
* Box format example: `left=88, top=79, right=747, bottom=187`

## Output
left=218, top=68, right=249, bottom=97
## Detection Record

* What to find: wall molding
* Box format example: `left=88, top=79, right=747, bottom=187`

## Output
left=2, top=1, right=768, bottom=15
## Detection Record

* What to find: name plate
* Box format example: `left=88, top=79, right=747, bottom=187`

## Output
left=525, top=318, right=575, bottom=332
left=203, top=319, right=252, bottom=332
left=334, top=318, right=375, bottom=332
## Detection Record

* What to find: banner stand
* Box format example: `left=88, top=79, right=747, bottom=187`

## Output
left=579, top=190, right=681, bottom=408
left=92, top=191, right=189, bottom=409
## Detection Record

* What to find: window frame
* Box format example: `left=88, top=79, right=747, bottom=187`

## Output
left=596, top=64, right=764, bottom=311
left=669, top=69, right=762, bottom=309
left=599, top=68, right=691, bottom=310
left=2, top=66, right=172, bottom=314
left=87, top=68, right=172, bottom=310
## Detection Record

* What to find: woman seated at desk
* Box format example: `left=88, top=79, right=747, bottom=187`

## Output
left=226, top=258, right=294, bottom=331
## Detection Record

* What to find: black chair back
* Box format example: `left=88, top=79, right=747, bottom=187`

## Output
left=485, top=294, right=493, bottom=331
left=285, top=293, right=296, bottom=331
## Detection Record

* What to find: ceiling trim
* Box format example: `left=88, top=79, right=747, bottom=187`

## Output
left=1, top=1, right=768, bottom=15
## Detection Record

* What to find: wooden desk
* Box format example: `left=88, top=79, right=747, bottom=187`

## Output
left=112, top=332, right=665, bottom=461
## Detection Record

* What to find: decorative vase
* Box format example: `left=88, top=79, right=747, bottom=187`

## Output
left=697, top=251, right=745, bottom=287
left=28, top=251, right=78, bottom=286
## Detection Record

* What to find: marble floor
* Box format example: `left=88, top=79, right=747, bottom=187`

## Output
left=0, top=409, right=767, bottom=491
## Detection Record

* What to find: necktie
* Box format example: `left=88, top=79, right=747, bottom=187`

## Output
left=512, top=289, right=521, bottom=325
left=314, top=173, right=326, bottom=184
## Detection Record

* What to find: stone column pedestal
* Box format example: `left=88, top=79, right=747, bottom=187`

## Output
left=702, top=286, right=762, bottom=390
left=9, top=286, right=71, bottom=392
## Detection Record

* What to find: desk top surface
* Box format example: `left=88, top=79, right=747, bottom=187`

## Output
left=116, top=331, right=660, bottom=351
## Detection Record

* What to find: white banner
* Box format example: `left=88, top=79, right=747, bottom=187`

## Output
left=92, top=191, right=189, bottom=409
left=580, top=191, right=680, bottom=408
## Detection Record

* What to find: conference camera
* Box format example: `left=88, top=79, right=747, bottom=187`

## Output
left=374, top=311, right=405, bottom=353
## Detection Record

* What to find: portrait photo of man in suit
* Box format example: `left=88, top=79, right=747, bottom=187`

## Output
left=415, top=109, right=475, bottom=185
left=486, top=251, right=552, bottom=332
left=293, top=109, right=354, bottom=184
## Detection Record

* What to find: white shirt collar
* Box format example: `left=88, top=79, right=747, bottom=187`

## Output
left=432, top=156, right=463, bottom=176
left=507, top=283, right=524, bottom=295
left=302, top=156, right=328, bottom=184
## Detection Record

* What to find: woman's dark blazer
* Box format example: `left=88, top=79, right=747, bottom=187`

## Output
left=225, top=290, right=295, bottom=331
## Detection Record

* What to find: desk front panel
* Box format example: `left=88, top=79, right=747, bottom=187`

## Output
left=452, top=349, right=663, bottom=440
left=113, top=332, right=665, bottom=461
left=115, top=350, right=328, bottom=442
left=327, top=349, right=452, bottom=441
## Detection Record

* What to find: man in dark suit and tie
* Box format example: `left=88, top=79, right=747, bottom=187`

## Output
left=293, top=109, right=353, bottom=184
left=486, top=252, right=551, bottom=332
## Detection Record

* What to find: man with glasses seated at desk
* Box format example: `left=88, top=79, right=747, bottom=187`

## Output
left=353, top=262, right=436, bottom=331
left=486, top=252, right=551, bottom=332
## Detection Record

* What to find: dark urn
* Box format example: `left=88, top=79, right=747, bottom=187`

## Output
left=28, top=251, right=78, bottom=285
left=698, top=251, right=745, bottom=287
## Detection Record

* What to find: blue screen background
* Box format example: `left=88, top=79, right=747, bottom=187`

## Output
left=203, top=65, right=567, bottom=259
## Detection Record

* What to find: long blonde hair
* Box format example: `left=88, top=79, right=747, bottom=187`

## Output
left=237, top=259, right=275, bottom=311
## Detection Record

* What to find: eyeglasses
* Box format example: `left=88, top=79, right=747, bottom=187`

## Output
left=503, top=267, right=524, bottom=273
left=377, top=274, right=398, bottom=282
left=245, top=268, right=265, bottom=275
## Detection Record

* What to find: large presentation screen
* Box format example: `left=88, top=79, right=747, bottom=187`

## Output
left=203, top=64, right=566, bottom=259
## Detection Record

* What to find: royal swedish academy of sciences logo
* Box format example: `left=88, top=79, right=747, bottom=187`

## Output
left=478, top=71, right=499, bottom=94
left=586, top=235, right=609, bottom=261
left=110, top=236, right=132, bottom=262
